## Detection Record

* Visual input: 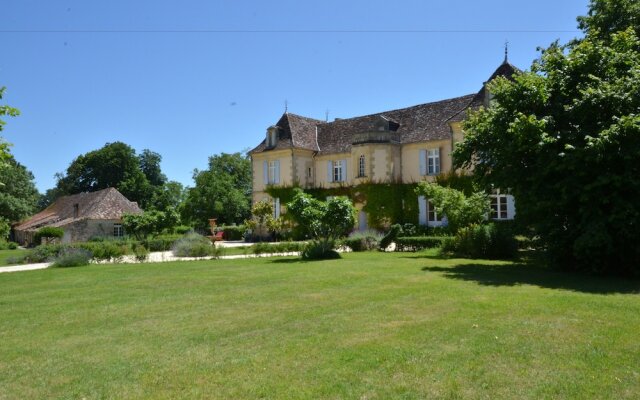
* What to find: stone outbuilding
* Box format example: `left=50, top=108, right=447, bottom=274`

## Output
left=13, top=187, right=142, bottom=245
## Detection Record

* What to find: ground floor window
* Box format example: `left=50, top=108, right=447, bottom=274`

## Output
left=418, top=196, right=445, bottom=227
left=113, top=223, right=124, bottom=237
left=427, top=201, right=442, bottom=223
left=489, top=191, right=515, bottom=220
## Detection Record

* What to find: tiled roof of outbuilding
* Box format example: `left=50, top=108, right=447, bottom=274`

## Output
left=14, top=187, right=142, bottom=232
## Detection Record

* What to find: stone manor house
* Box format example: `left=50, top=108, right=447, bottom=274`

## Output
left=249, top=61, right=517, bottom=230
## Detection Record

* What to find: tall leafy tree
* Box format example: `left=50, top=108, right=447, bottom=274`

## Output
left=53, top=142, right=171, bottom=210
left=0, top=86, right=20, bottom=167
left=181, top=152, right=252, bottom=228
left=0, top=155, right=40, bottom=222
left=454, top=0, right=640, bottom=274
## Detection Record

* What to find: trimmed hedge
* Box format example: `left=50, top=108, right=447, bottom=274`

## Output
left=34, top=227, right=64, bottom=244
left=220, top=225, right=246, bottom=241
left=142, top=234, right=182, bottom=251
left=395, top=236, right=447, bottom=252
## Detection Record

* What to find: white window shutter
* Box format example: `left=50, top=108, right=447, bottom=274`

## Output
left=327, top=161, right=333, bottom=182
left=419, top=149, right=427, bottom=176
left=436, top=148, right=441, bottom=173
left=263, top=161, right=268, bottom=184
left=275, top=160, right=280, bottom=184
left=418, top=196, right=427, bottom=225
left=506, top=195, right=516, bottom=220
left=341, top=159, right=347, bottom=182
left=274, top=198, right=280, bottom=218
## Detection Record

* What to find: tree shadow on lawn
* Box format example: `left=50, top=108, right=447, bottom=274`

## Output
left=420, top=261, right=640, bottom=294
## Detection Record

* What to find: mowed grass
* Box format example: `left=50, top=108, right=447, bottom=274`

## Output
left=0, top=248, right=29, bottom=266
left=1, top=251, right=639, bottom=399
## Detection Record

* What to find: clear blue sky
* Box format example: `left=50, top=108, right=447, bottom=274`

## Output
left=3, top=0, right=588, bottom=192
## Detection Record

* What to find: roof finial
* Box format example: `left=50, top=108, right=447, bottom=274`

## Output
left=284, top=99, right=288, bottom=113
left=504, top=40, right=509, bottom=63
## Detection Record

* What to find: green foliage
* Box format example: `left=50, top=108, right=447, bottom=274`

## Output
left=286, top=189, right=356, bottom=241
left=441, top=223, right=518, bottom=260
left=142, top=234, right=182, bottom=251
left=171, top=233, right=219, bottom=258
left=454, top=1, right=640, bottom=274
left=76, top=241, right=128, bottom=261
left=301, top=239, right=341, bottom=260
left=23, top=244, right=65, bottom=263
left=51, top=248, right=92, bottom=268
left=219, top=225, right=246, bottom=241
left=0, top=240, right=18, bottom=250
left=395, top=236, right=447, bottom=252
left=379, top=224, right=403, bottom=250
left=132, top=243, right=149, bottom=262
left=341, top=230, right=383, bottom=252
left=34, top=226, right=64, bottom=244
left=435, top=171, right=478, bottom=197
left=181, top=152, right=251, bottom=228
left=122, top=210, right=176, bottom=239
left=0, top=155, right=40, bottom=222
left=0, top=86, right=20, bottom=166
left=0, top=217, right=9, bottom=241
left=416, top=182, right=489, bottom=233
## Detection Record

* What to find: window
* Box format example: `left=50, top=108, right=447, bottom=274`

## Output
left=268, top=161, right=277, bottom=183
left=333, top=160, right=343, bottom=182
left=427, top=201, right=442, bottom=222
left=263, top=160, right=280, bottom=184
left=491, top=195, right=508, bottom=220
left=358, top=155, right=366, bottom=177
left=113, top=223, right=124, bottom=237
left=266, top=127, right=278, bottom=148
left=427, top=149, right=440, bottom=175
left=307, top=167, right=312, bottom=179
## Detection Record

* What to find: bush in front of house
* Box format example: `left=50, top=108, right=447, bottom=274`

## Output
left=172, top=233, right=220, bottom=258
left=51, top=248, right=92, bottom=268
left=142, top=234, right=182, bottom=251
left=395, top=236, right=447, bottom=252
left=219, top=225, right=246, bottom=241
left=0, top=240, right=18, bottom=250
left=441, top=222, right=518, bottom=260
left=341, top=230, right=383, bottom=252
left=133, top=243, right=150, bottom=262
left=302, top=239, right=341, bottom=260
left=34, top=226, right=64, bottom=244
left=23, top=244, right=65, bottom=263
left=379, top=224, right=403, bottom=251
left=76, top=241, right=129, bottom=262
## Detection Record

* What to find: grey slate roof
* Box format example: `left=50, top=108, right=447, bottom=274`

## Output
left=250, top=62, right=519, bottom=156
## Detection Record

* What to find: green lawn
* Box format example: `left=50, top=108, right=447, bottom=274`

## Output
left=1, top=251, right=639, bottom=399
left=0, top=248, right=29, bottom=266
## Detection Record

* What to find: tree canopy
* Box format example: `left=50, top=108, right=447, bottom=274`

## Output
left=0, top=154, right=39, bottom=223
left=0, top=86, right=20, bottom=167
left=52, top=142, right=176, bottom=212
left=181, top=152, right=252, bottom=228
left=454, top=0, right=640, bottom=274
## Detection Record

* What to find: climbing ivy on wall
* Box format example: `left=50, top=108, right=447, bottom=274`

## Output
left=265, top=183, right=420, bottom=230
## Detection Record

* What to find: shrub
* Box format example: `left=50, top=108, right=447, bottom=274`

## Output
left=441, top=223, right=518, bottom=260
left=0, top=240, right=18, bottom=250
left=76, top=241, right=129, bottom=261
left=133, top=243, right=150, bottom=262
left=342, top=230, right=383, bottom=252
left=143, top=234, right=182, bottom=251
left=302, top=239, right=340, bottom=260
left=34, top=227, right=64, bottom=244
left=24, top=244, right=65, bottom=263
left=51, top=248, right=92, bottom=268
left=379, top=224, right=403, bottom=250
left=172, top=233, right=219, bottom=258
left=220, top=225, right=246, bottom=241
left=395, top=236, right=447, bottom=252
left=174, top=225, right=193, bottom=235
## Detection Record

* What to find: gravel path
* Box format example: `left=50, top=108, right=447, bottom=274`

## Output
left=0, top=246, right=298, bottom=274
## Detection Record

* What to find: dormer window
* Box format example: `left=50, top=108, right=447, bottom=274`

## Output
left=266, top=126, right=279, bottom=148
